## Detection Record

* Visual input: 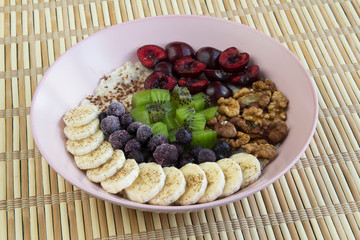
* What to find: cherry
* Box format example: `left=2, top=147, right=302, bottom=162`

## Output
left=218, top=47, right=249, bottom=72
left=144, top=71, right=177, bottom=90
left=177, top=78, right=209, bottom=94
left=165, top=42, right=194, bottom=63
left=137, top=45, right=167, bottom=68
left=230, top=65, right=260, bottom=87
left=153, top=62, right=175, bottom=77
left=203, top=69, right=233, bottom=82
left=174, top=56, right=206, bottom=78
left=205, top=81, right=233, bottom=103
left=195, top=47, right=222, bottom=69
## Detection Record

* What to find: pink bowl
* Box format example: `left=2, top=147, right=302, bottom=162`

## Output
left=30, top=15, right=318, bottom=213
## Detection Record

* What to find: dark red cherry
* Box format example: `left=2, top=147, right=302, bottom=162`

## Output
left=174, top=56, right=206, bottom=78
left=203, top=69, right=233, bottom=82
left=165, top=42, right=195, bottom=63
left=230, top=65, right=260, bottom=87
left=137, top=45, right=167, bottom=68
left=177, top=78, right=209, bottom=94
left=218, top=47, right=249, bottom=72
left=195, top=47, right=222, bottom=69
left=205, top=81, right=233, bottom=103
left=144, top=72, right=177, bottom=90
left=153, top=62, right=175, bottom=77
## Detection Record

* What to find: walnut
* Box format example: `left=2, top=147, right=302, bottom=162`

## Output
left=226, top=131, right=250, bottom=148
left=266, top=119, right=288, bottom=143
left=242, top=106, right=269, bottom=126
left=234, top=87, right=271, bottom=108
left=258, top=90, right=272, bottom=107
left=207, top=116, right=237, bottom=138
left=229, top=117, right=252, bottom=133
left=242, top=142, right=277, bottom=159
left=250, top=126, right=265, bottom=139
left=215, top=121, right=237, bottom=138
left=268, top=91, right=288, bottom=120
left=253, top=79, right=276, bottom=93
left=234, top=88, right=253, bottom=99
left=217, top=97, right=240, bottom=118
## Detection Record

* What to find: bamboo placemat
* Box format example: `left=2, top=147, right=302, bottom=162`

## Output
left=1, top=0, right=360, bottom=239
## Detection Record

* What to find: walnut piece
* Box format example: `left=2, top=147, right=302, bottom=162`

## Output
left=242, top=142, right=277, bottom=159
left=268, top=91, right=288, bottom=120
left=266, top=119, right=288, bottom=143
left=217, top=97, right=240, bottom=118
left=242, top=106, right=269, bottom=126
left=226, top=131, right=250, bottom=148
left=207, top=116, right=237, bottom=138
left=252, top=79, right=276, bottom=93
left=215, top=121, right=237, bottom=138
left=234, top=86, right=272, bottom=109
left=229, top=117, right=252, bottom=133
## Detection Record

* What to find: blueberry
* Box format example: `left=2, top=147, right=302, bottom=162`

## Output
left=107, top=102, right=125, bottom=117
left=98, top=112, right=108, bottom=122
left=128, top=150, right=145, bottom=163
left=109, top=130, right=131, bottom=149
left=197, top=149, right=216, bottom=164
left=124, top=139, right=141, bottom=153
left=147, top=155, right=156, bottom=163
left=120, top=114, right=133, bottom=129
left=178, top=156, right=195, bottom=168
left=172, top=142, right=184, bottom=157
left=147, top=134, right=168, bottom=152
left=101, top=116, right=121, bottom=135
left=136, top=125, right=153, bottom=144
left=212, top=141, right=232, bottom=160
left=127, top=122, right=142, bottom=135
left=153, top=143, right=178, bottom=167
left=175, top=129, right=193, bottom=145
left=189, top=145, right=204, bottom=159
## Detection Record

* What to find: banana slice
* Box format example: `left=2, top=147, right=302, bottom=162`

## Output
left=101, top=159, right=140, bottom=194
left=64, top=118, right=100, bottom=140
left=198, top=162, right=225, bottom=203
left=86, top=150, right=126, bottom=182
left=175, top=163, right=207, bottom=206
left=63, top=105, right=100, bottom=127
left=148, top=167, right=186, bottom=206
left=124, top=162, right=166, bottom=203
left=217, top=158, right=242, bottom=197
left=230, top=153, right=261, bottom=188
left=74, top=141, right=113, bottom=170
left=66, top=130, right=104, bottom=156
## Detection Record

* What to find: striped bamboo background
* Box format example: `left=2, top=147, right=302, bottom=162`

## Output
left=1, top=0, right=360, bottom=239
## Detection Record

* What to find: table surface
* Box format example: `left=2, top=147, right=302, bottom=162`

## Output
left=1, top=0, right=360, bottom=239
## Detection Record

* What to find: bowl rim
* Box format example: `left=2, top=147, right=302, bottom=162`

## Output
left=30, top=15, right=318, bottom=212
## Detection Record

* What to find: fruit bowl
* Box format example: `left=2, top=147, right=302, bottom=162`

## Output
left=30, top=15, right=318, bottom=213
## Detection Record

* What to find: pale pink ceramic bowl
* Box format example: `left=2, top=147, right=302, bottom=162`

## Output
left=31, top=15, right=318, bottom=213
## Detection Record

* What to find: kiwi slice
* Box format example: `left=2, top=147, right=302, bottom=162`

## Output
left=190, top=130, right=217, bottom=148
left=146, top=103, right=166, bottom=123
left=150, top=89, right=170, bottom=103
left=191, top=92, right=210, bottom=112
left=161, top=101, right=177, bottom=117
left=199, top=106, right=219, bottom=121
left=184, top=113, right=206, bottom=132
left=132, top=90, right=152, bottom=108
left=150, top=122, right=168, bottom=138
left=161, top=115, right=179, bottom=130
left=171, top=85, right=194, bottom=107
left=130, top=105, right=151, bottom=125
left=175, top=106, right=196, bottom=126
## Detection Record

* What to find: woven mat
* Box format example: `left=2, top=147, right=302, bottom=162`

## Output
left=1, top=0, right=360, bottom=239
